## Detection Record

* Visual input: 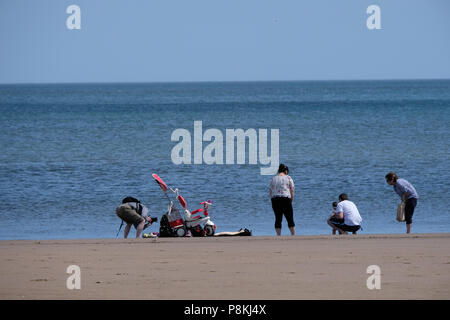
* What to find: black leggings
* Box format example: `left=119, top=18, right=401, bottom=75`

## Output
left=405, top=198, right=417, bottom=225
left=271, top=197, right=295, bottom=229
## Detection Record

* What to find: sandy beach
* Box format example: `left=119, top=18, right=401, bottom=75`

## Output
left=1, top=234, right=449, bottom=300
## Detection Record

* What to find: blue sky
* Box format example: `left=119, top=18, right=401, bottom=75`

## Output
left=0, top=0, right=449, bottom=83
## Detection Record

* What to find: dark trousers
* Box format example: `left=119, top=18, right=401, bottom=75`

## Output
left=271, top=197, right=295, bottom=228
left=405, top=198, right=417, bottom=224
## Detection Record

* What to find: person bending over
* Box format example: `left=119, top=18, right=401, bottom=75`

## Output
left=385, top=172, right=419, bottom=234
left=116, top=196, right=156, bottom=238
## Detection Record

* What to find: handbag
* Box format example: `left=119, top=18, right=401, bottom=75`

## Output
left=397, top=202, right=406, bottom=222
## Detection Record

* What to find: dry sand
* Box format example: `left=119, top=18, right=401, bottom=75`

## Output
left=1, top=234, right=449, bottom=300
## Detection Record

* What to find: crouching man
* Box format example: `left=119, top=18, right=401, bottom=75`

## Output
left=116, top=196, right=156, bottom=238
left=327, top=193, right=362, bottom=235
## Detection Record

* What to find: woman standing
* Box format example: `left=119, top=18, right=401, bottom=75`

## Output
left=270, top=164, right=295, bottom=236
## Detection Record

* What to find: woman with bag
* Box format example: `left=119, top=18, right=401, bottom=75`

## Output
left=385, top=172, right=419, bottom=234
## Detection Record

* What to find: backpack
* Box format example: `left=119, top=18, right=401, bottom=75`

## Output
left=122, top=196, right=143, bottom=215
left=122, top=196, right=140, bottom=204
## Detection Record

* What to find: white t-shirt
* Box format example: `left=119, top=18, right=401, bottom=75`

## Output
left=335, top=200, right=362, bottom=226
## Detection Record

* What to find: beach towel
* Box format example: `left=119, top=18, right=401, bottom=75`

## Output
left=214, top=228, right=252, bottom=237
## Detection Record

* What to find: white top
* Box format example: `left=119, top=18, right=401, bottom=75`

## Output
left=336, top=200, right=362, bottom=226
left=270, top=174, right=294, bottom=198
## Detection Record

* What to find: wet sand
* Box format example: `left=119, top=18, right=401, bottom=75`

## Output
left=1, top=234, right=449, bottom=299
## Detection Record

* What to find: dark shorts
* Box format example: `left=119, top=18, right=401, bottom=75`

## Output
left=271, top=197, right=295, bottom=228
left=405, top=198, right=418, bottom=225
left=116, top=204, right=144, bottom=228
left=329, top=219, right=360, bottom=233
left=329, top=217, right=344, bottom=224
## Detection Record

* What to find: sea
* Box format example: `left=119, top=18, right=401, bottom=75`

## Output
left=0, top=80, right=449, bottom=239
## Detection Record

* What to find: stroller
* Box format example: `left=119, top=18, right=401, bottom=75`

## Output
left=153, top=173, right=216, bottom=237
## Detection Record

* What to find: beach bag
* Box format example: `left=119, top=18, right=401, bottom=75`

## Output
left=159, top=214, right=175, bottom=237
left=397, top=202, right=406, bottom=222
